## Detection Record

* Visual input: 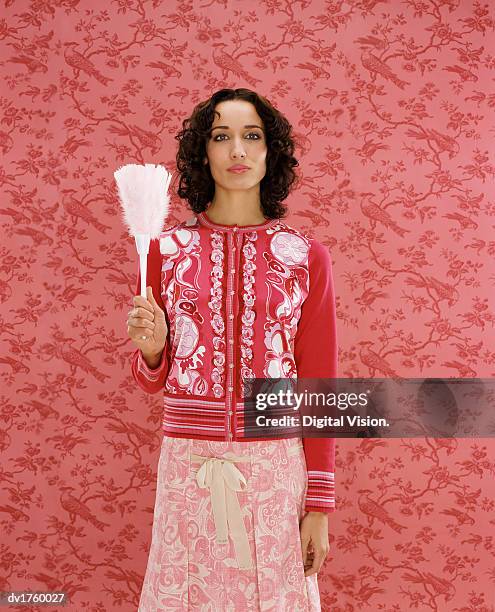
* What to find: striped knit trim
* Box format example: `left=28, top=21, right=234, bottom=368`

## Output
left=162, top=394, right=250, bottom=408
left=163, top=395, right=239, bottom=437
left=305, top=496, right=336, bottom=504
left=307, top=470, right=335, bottom=481
left=161, top=395, right=303, bottom=439
left=306, top=470, right=335, bottom=508
left=163, top=422, right=225, bottom=434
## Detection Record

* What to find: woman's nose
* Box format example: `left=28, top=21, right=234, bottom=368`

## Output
left=231, top=139, right=247, bottom=158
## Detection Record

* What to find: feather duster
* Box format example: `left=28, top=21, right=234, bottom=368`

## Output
left=114, top=163, right=172, bottom=299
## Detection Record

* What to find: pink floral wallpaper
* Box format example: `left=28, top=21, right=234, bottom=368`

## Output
left=1, top=1, right=494, bottom=611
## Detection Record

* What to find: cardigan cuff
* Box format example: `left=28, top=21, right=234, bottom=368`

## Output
left=137, top=348, right=167, bottom=379
left=131, top=347, right=168, bottom=394
left=304, top=469, right=335, bottom=513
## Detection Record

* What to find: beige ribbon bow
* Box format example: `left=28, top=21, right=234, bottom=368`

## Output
left=192, top=453, right=253, bottom=570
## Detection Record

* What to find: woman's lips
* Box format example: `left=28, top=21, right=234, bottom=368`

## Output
left=228, top=167, right=250, bottom=173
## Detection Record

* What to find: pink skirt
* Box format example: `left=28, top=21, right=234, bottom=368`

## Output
left=138, top=435, right=321, bottom=611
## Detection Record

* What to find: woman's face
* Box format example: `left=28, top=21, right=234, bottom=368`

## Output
left=204, top=99, right=267, bottom=192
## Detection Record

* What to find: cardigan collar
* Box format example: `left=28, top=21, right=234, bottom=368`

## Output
left=197, top=210, right=278, bottom=232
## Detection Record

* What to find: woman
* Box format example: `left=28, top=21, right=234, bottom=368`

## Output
left=128, top=88, right=338, bottom=611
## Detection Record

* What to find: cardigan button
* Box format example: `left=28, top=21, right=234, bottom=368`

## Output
left=228, top=386, right=234, bottom=392
left=229, top=363, right=234, bottom=368
left=229, top=339, right=234, bottom=344
left=229, top=314, right=234, bottom=320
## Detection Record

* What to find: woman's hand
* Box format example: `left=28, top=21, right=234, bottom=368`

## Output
left=300, top=511, right=330, bottom=577
left=127, top=286, right=168, bottom=357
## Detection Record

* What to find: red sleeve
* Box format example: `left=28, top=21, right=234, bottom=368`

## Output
left=294, top=239, right=338, bottom=514
left=130, top=238, right=169, bottom=394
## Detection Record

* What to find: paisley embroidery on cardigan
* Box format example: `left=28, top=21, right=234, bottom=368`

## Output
left=270, top=231, right=308, bottom=266
left=163, top=227, right=208, bottom=395
left=263, top=230, right=310, bottom=379
left=159, top=218, right=310, bottom=395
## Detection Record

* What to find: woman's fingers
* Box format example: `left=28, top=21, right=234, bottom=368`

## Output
left=131, top=299, right=154, bottom=319
left=300, top=533, right=310, bottom=566
left=129, top=314, right=155, bottom=329
left=304, top=546, right=327, bottom=576
left=146, top=285, right=159, bottom=308
left=128, top=287, right=167, bottom=350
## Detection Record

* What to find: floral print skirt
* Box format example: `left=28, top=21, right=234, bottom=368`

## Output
left=137, top=435, right=321, bottom=611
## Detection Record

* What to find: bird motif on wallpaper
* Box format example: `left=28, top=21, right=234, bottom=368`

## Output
left=27, top=573, right=64, bottom=593
left=355, top=287, right=389, bottom=309
left=442, top=361, right=477, bottom=378
left=357, top=341, right=399, bottom=377
left=29, top=400, right=60, bottom=420
left=315, top=88, right=339, bottom=102
left=60, top=486, right=110, bottom=531
left=61, top=189, right=112, bottom=233
left=355, top=35, right=388, bottom=51
left=293, top=209, right=330, bottom=227
left=60, top=134, right=93, bottom=157
left=443, top=64, right=478, bottom=82
left=59, top=344, right=110, bottom=382
left=1, top=201, right=57, bottom=225
left=350, top=138, right=390, bottom=163
left=107, top=123, right=162, bottom=155
left=211, top=43, right=260, bottom=88
left=63, top=42, right=113, bottom=85
left=405, top=128, right=460, bottom=159
left=360, top=49, right=410, bottom=89
left=357, top=438, right=388, bottom=457
left=0, top=356, right=30, bottom=375
left=442, top=212, right=478, bottom=230
left=294, top=62, right=331, bottom=79
left=357, top=489, right=407, bottom=533
left=0, top=504, right=30, bottom=522
left=146, top=60, right=182, bottom=78
left=360, top=194, right=410, bottom=237
left=352, top=583, right=387, bottom=606
left=405, top=276, right=460, bottom=307
left=440, top=507, right=476, bottom=526
left=402, top=571, right=456, bottom=601
left=41, top=339, right=110, bottom=383
left=14, top=226, right=54, bottom=245
left=7, top=54, right=47, bottom=74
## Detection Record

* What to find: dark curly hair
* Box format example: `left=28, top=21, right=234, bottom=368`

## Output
left=174, top=88, right=299, bottom=220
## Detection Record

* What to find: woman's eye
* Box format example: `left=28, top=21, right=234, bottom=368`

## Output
left=213, top=132, right=261, bottom=141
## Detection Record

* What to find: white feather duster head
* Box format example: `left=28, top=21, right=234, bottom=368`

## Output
left=114, top=163, right=172, bottom=239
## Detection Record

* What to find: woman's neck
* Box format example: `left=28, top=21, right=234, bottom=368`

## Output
left=206, top=201, right=266, bottom=226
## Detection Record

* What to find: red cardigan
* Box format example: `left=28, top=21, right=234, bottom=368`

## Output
left=131, top=211, right=338, bottom=514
